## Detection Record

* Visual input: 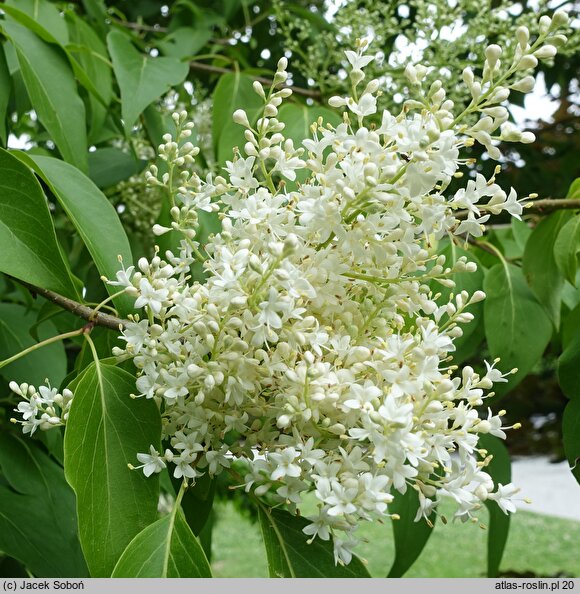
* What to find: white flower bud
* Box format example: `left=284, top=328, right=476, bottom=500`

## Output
left=152, top=224, right=172, bottom=236
left=550, top=34, right=568, bottom=47
left=244, top=142, right=258, bottom=156
left=470, top=82, right=482, bottom=100
left=520, top=131, right=536, bottom=144
left=516, top=26, right=529, bottom=48
left=482, top=106, right=508, bottom=119
left=350, top=68, right=365, bottom=86
left=517, top=54, right=538, bottom=70
left=253, top=80, right=265, bottom=98
left=404, top=64, right=418, bottom=85
left=462, top=67, right=474, bottom=88
left=510, top=76, right=535, bottom=93
left=534, top=45, right=557, bottom=59
left=364, top=79, right=380, bottom=94
left=328, top=96, right=347, bottom=107
left=484, top=44, right=502, bottom=67
left=489, top=87, right=510, bottom=103
left=552, top=10, right=569, bottom=28
left=539, top=15, right=552, bottom=34
left=470, top=291, right=486, bottom=303
left=233, top=109, right=250, bottom=127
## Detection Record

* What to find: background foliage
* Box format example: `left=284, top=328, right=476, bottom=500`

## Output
left=0, top=0, right=578, bottom=579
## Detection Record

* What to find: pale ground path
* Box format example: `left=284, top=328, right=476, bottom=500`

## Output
left=512, top=457, right=580, bottom=521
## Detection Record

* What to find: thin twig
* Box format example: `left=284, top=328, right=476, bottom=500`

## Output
left=523, top=198, right=580, bottom=214
left=189, top=60, right=322, bottom=99
left=12, top=278, right=127, bottom=331
left=455, top=198, right=580, bottom=220
left=113, top=19, right=169, bottom=33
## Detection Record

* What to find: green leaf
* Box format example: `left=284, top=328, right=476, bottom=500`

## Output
left=74, top=326, right=120, bottom=374
left=483, top=263, right=553, bottom=397
left=452, top=315, right=485, bottom=365
left=257, top=505, right=370, bottom=577
left=107, top=30, right=189, bottom=133
left=2, top=4, right=109, bottom=111
left=1, top=22, right=88, bottom=171
left=64, top=363, right=161, bottom=577
left=554, top=214, right=580, bottom=286
left=88, top=147, right=146, bottom=189
left=142, top=104, right=177, bottom=151
left=562, top=303, right=580, bottom=351
left=558, top=323, right=580, bottom=400
left=511, top=218, right=531, bottom=253
left=479, top=434, right=511, bottom=578
left=278, top=103, right=341, bottom=145
left=111, top=503, right=211, bottom=577
left=522, top=211, right=569, bottom=328
left=0, top=433, right=88, bottom=577
left=0, top=302, right=66, bottom=385
left=212, top=72, right=263, bottom=164
left=0, top=148, right=79, bottom=298
left=27, top=155, right=135, bottom=316
left=176, top=473, right=216, bottom=536
left=566, top=178, right=580, bottom=200
left=157, top=27, right=212, bottom=59
left=387, top=487, right=435, bottom=577
left=277, top=103, right=341, bottom=185
left=66, top=13, right=113, bottom=140
left=563, top=399, right=580, bottom=485
left=80, top=0, right=108, bottom=38
left=0, top=44, right=11, bottom=146
left=5, top=0, right=69, bottom=46
left=435, top=241, right=484, bottom=351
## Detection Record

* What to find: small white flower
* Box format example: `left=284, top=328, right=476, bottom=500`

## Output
left=136, top=446, right=167, bottom=477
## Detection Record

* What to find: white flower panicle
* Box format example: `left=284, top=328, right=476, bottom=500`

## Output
left=110, top=19, right=563, bottom=564
left=9, top=381, right=73, bottom=435
left=11, top=11, right=567, bottom=565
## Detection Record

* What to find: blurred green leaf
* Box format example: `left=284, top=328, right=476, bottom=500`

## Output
left=511, top=218, right=531, bottom=252
left=563, top=400, right=580, bottom=485
left=157, top=27, right=212, bottom=59
left=558, top=321, right=580, bottom=400
left=177, top=473, right=216, bottom=536
left=0, top=44, right=11, bottom=146
left=0, top=302, right=66, bottom=385
left=88, top=147, right=146, bottom=188
left=479, top=434, right=511, bottom=578
left=523, top=211, right=569, bottom=329
left=388, top=487, right=435, bottom=577
left=554, top=214, right=580, bottom=287
left=435, top=241, right=484, bottom=351
left=484, top=262, right=552, bottom=396
left=212, top=72, right=262, bottom=163
left=566, top=178, right=580, bottom=200
left=0, top=433, right=88, bottom=577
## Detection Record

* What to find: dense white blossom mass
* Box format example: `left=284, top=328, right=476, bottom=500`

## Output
left=11, top=10, right=569, bottom=564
